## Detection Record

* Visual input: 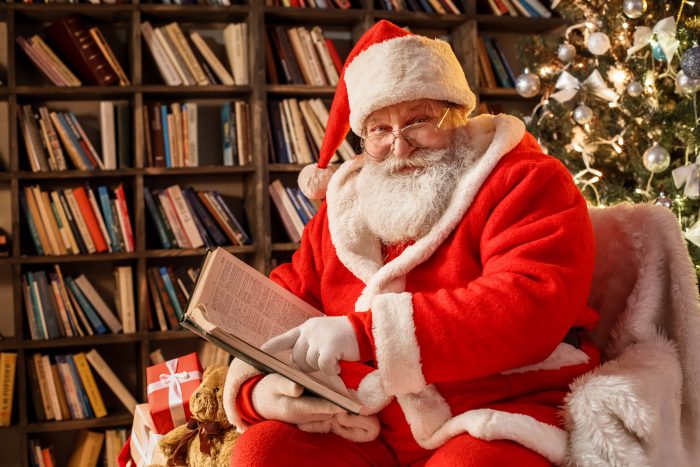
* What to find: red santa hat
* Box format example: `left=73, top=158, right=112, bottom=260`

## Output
left=298, top=20, right=476, bottom=199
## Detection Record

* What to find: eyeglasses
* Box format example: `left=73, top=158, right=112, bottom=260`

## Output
left=361, top=107, right=451, bottom=160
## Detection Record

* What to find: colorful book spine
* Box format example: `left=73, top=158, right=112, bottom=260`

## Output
left=65, top=277, right=107, bottom=335
left=159, top=267, right=184, bottom=320
left=144, top=188, right=172, bottom=249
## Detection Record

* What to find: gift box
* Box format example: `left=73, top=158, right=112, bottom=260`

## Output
left=127, top=404, right=168, bottom=467
left=146, top=352, right=203, bottom=434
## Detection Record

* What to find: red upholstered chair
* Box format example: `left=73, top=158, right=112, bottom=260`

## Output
left=562, top=203, right=700, bottom=466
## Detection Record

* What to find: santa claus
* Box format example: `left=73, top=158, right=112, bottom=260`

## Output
left=223, top=20, right=600, bottom=466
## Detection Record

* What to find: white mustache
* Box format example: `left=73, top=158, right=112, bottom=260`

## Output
left=374, top=147, right=452, bottom=175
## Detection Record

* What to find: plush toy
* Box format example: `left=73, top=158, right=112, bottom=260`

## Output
left=155, top=365, right=239, bottom=467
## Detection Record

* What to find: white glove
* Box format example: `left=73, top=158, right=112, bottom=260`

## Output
left=261, top=316, right=360, bottom=375
left=251, top=373, right=345, bottom=424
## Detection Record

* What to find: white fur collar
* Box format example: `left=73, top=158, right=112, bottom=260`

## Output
left=325, top=114, right=526, bottom=304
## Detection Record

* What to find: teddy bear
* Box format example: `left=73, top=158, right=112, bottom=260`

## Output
left=154, top=365, right=240, bottom=467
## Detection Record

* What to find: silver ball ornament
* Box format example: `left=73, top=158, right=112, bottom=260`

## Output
left=573, top=104, right=594, bottom=124
left=623, top=0, right=647, bottom=18
left=515, top=69, right=541, bottom=98
left=642, top=142, right=671, bottom=173
left=557, top=42, right=576, bottom=63
left=587, top=32, right=611, bottom=56
left=654, top=193, right=673, bottom=209
left=627, top=80, right=643, bottom=97
left=681, top=46, right=700, bottom=80
left=676, top=70, right=700, bottom=95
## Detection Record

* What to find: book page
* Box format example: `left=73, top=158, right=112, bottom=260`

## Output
left=189, top=248, right=322, bottom=348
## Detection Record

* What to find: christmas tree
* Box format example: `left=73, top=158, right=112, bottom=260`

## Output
left=517, top=0, right=700, bottom=274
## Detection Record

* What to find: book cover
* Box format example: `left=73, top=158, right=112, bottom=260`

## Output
left=67, top=430, right=104, bottom=467
left=181, top=247, right=362, bottom=414
left=44, top=15, right=119, bottom=85
left=73, top=353, right=107, bottom=418
left=74, top=275, right=122, bottom=334
left=0, top=353, right=17, bottom=426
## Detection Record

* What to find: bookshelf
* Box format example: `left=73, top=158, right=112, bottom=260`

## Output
left=0, top=1, right=565, bottom=465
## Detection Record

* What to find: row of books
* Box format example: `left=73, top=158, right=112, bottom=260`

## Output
left=482, top=0, right=552, bottom=18
left=17, top=15, right=129, bottom=86
left=266, top=25, right=342, bottom=86
left=145, top=185, right=251, bottom=249
left=30, top=429, right=128, bottom=467
left=0, top=353, right=17, bottom=427
left=143, top=101, right=250, bottom=168
left=268, top=98, right=355, bottom=164
left=378, top=0, right=461, bottom=14
left=264, top=0, right=352, bottom=8
left=22, top=265, right=134, bottom=340
left=30, top=348, right=137, bottom=423
left=147, top=265, right=199, bottom=329
left=19, top=103, right=129, bottom=172
left=477, top=36, right=517, bottom=89
left=21, top=184, right=134, bottom=256
left=28, top=351, right=108, bottom=422
left=269, top=179, right=319, bottom=243
left=141, top=21, right=249, bottom=86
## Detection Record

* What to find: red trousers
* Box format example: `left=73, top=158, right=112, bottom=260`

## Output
left=231, top=419, right=552, bottom=467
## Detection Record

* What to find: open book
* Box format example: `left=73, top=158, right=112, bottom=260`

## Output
left=181, top=247, right=363, bottom=414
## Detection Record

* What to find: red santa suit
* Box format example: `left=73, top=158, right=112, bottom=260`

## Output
left=224, top=112, right=601, bottom=466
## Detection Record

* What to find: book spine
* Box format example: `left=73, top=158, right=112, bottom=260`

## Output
left=146, top=270, right=170, bottom=331
left=0, top=353, right=17, bottom=426
left=38, top=107, right=67, bottom=170
left=30, top=35, right=82, bottom=86
left=115, top=266, right=136, bottom=334
left=85, top=349, right=137, bottom=414
left=166, top=22, right=209, bottom=85
left=144, top=188, right=172, bottom=249
left=221, top=102, right=233, bottom=166
left=16, top=36, right=67, bottom=86
left=64, top=190, right=97, bottom=254
left=88, top=27, right=130, bottom=85
left=161, top=105, right=172, bottom=167
left=74, top=275, right=122, bottom=333
left=50, top=276, right=74, bottom=338
left=86, top=186, right=113, bottom=253
left=54, top=112, right=93, bottom=170
left=183, top=188, right=227, bottom=246
left=35, top=271, right=62, bottom=339
left=166, top=185, right=204, bottom=248
left=186, top=103, right=198, bottom=166
left=97, top=186, right=119, bottom=252
left=19, top=190, right=45, bottom=255
left=65, top=277, right=108, bottom=335
left=482, top=36, right=512, bottom=88
left=32, top=353, right=55, bottom=420
left=54, top=265, right=85, bottom=337
left=65, top=113, right=102, bottom=169
left=55, top=355, right=82, bottom=419
left=67, top=354, right=95, bottom=418
left=160, top=267, right=184, bottom=320
left=71, top=187, right=108, bottom=253
left=41, top=355, right=63, bottom=421
left=43, top=16, right=119, bottom=85
left=114, top=184, right=135, bottom=252
left=26, top=356, right=46, bottom=422
left=73, top=353, right=107, bottom=418
left=22, top=277, right=39, bottom=341
left=141, top=21, right=182, bottom=86
left=149, top=267, right=180, bottom=329
left=158, top=190, right=189, bottom=248
left=212, top=191, right=251, bottom=244
left=27, top=273, right=48, bottom=340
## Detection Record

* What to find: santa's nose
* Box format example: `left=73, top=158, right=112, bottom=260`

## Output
left=393, top=136, right=415, bottom=160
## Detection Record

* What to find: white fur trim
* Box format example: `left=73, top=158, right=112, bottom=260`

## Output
left=345, top=35, right=475, bottom=135
left=298, top=163, right=337, bottom=200
left=350, top=369, right=394, bottom=415
left=584, top=203, right=700, bottom=463
left=397, top=387, right=568, bottom=464
left=371, top=292, right=426, bottom=395
left=565, top=336, right=684, bottom=467
left=501, top=343, right=589, bottom=375
left=223, top=358, right=263, bottom=433
left=326, top=114, right=525, bottom=291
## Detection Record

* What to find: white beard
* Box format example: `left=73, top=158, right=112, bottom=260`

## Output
left=355, top=130, right=470, bottom=245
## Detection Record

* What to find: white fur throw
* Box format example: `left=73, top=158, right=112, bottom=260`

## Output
left=564, top=203, right=700, bottom=466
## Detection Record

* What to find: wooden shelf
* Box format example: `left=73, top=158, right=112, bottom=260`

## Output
left=24, top=333, right=142, bottom=350
left=16, top=252, right=140, bottom=265
left=25, top=412, right=133, bottom=434
left=266, top=84, right=336, bottom=97
left=142, top=165, right=255, bottom=176
left=16, top=169, right=139, bottom=180
left=14, top=86, right=134, bottom=100
left=139, top=84, right=253, bottom=97
left=271, top=242, right=300, bottom=252
left=264, top=6, right=365, bottom=25
left=2, top=3, right=552, bottom=464
left=374, top=10, right=468, bottom=29
left=140, top=4, right=250, bottom=21
left=268, top=163, right=307, bottom=172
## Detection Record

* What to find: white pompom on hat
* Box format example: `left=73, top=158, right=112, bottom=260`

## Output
left=298, top=20, right=476, bottom=200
